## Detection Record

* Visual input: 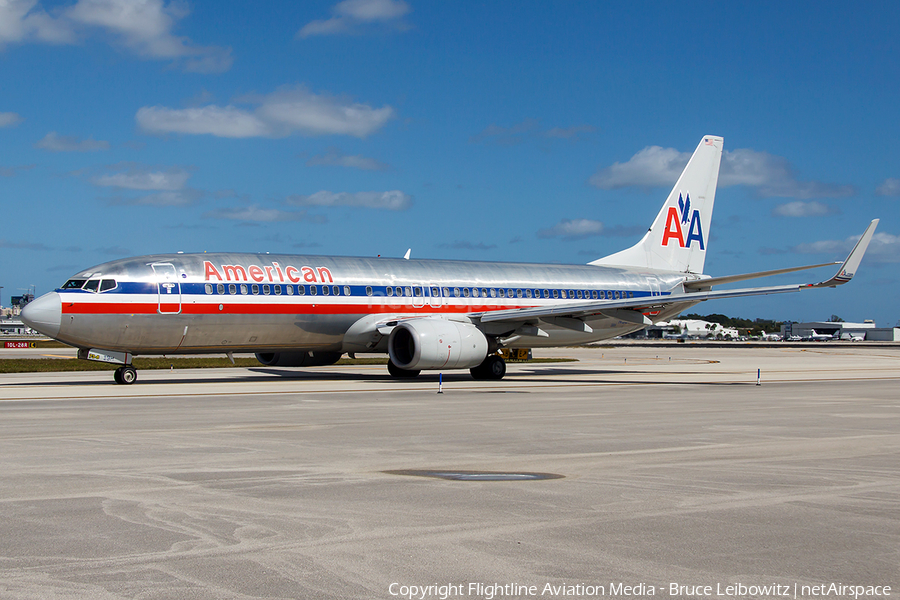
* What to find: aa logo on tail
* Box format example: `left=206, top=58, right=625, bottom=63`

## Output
left=661, top=193, right=705, bottom=249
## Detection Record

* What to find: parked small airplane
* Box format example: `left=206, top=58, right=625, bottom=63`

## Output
left=21, top=136, right=879, bottom=384
left=840, top=332, right=865, bottom=341
left=760, top=331, right=783, bottom=341
left=806, top=329, right=836, bottom=341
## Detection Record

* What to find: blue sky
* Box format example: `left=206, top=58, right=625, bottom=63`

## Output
left=1, top=0, right=897, bottom=326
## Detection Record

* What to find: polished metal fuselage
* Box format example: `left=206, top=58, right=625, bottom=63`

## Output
left=49, top=252, right=697, bottom=355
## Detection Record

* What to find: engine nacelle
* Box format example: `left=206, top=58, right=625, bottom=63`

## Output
left=255, top=351, right=342, bottom=367
left=388, top=319, right=489, bottom=370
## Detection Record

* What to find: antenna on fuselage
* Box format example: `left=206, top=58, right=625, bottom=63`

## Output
left=403, top=249, right=411, bottom=260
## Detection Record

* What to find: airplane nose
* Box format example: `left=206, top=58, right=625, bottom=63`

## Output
left=20, top=292, right=62, bottom=338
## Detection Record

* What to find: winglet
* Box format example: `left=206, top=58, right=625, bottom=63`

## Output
left=810, top=219, right=879, bottom=288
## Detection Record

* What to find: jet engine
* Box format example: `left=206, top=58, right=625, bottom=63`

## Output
left=388, top=319, right=489, bottom=370
left=255, top=351, right=342, bottom=367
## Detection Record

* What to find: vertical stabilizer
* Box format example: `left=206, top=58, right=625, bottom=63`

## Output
left=590, top=135, right=723, bottom=274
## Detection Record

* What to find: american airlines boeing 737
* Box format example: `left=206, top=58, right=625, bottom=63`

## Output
left=21, top=136, right=879, bottom=384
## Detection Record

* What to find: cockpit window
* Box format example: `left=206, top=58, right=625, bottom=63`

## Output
left=99, top=279, right=117, bottom=292
left=83, top=279, right=100, bottom=292
left=62, top=279, right=87, bottom=289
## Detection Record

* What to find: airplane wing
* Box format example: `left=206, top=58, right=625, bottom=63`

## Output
left=474, top=219, right=879, bottom=330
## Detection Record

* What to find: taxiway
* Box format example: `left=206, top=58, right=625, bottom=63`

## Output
left=0, top=345, right=897, bottom=598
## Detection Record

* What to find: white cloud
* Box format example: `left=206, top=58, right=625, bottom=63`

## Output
left=306, top=147, right=389, bottom=171
left=876, top=178, right=900, bottom=196
left=0, top=164, right=35, bottom=177
left=589, top=145, right=687, bottom=189
left=0, top=0, right=76, bottom=44
left=137, top=86, right=393, bottom=139
left=772, top=201, right=838, bottom=217
left=589, top=144, right=856, bottom=199
left=0, top=112, right=24, bottom=127
left=297, top=0, right=410, bottom=38
left=91, top=165, right=191, bottom=191
left=0, top=0, right=232, bottom=73
left=791, top=231, right=900, bottom=264
left=35, top=131, right=109, bottom=152
left=136, top=105, right=269, bottom=138
left=537, top=218, right=605, bottom=240
left=287, top=190, right=412, bottom=210
left=109, top=189, right=203, bottom=206
left=204, top=205, right=324, bottom=223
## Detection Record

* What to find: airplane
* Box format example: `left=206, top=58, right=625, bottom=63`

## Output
left=21, top=136, right=879, bottom=384
left=840, top=332, right=865, bottom=341
left=807, top=329, right=836, bottom=341
left=760, top=330, right=783, bottom=341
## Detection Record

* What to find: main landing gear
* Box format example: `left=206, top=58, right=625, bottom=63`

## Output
left=470, top=355, right=506, bottom=381
left=113, top=365, right=138, bottom=385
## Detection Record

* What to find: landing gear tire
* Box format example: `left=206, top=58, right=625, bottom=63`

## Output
left=114, top=365, right=137, bottom=385
left=387, top=360, right=420, bottom=379
left=470, top=355, right=506, bottom=380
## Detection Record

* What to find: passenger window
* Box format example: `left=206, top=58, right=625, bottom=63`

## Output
left=252, top=284, right=259, bottom=295
left=543, top=290, right=550, bottom=298
left=274, top=285, right=281, bottom=295
left=561, top=290, right=567, bottom=299
left=405, top=286, right=412, bottom=297
left=463, top=288, right=470, bottom=297
left=333, top=286, right=340, bottom=295
left=229, top=284, right=237, bottom=295
left=592, top=291, right=598, bottom=299
left=498, top=289, right=505, bottom=298
left=629, top=291, right=634, bottom=298
left=507, top=289, right=514, bottom=298
left=577, top=290, right=583, bottom=299
left=263, top=284, right=270, bottom=295
left=490, top=289, right=497, bottom=298
left=205, top=283, right=213, bottom=294
left=517, top=289, right=523, bottom=298
left=217, top=283, right=225, bottom=294
left=286, top=285, right=293, bottom=295
left=442, top=287, right=449, bottom=297
left=453, top=287, right=460, bottom=297
left=322, top=286, right=329, bottom=296
left=366, top=286, right=373, bottom=296
left=345, top=286, right=351, bottom=296
left=241, top=284, right=248, bottom=295
left=414, top=287, right=423, bottom=297
left=471, top=288, right=478, bottom=297
left=310, top=285, right=317, bottom=295
left=525, top=289, right=532, bottom=298
left=432, top=287, right=440, bottom=297
left=386, top=286, right=393, bottom=297
left=298, top=285, right=305, bottom=295
left=553, top=289, right=559, bottom=299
